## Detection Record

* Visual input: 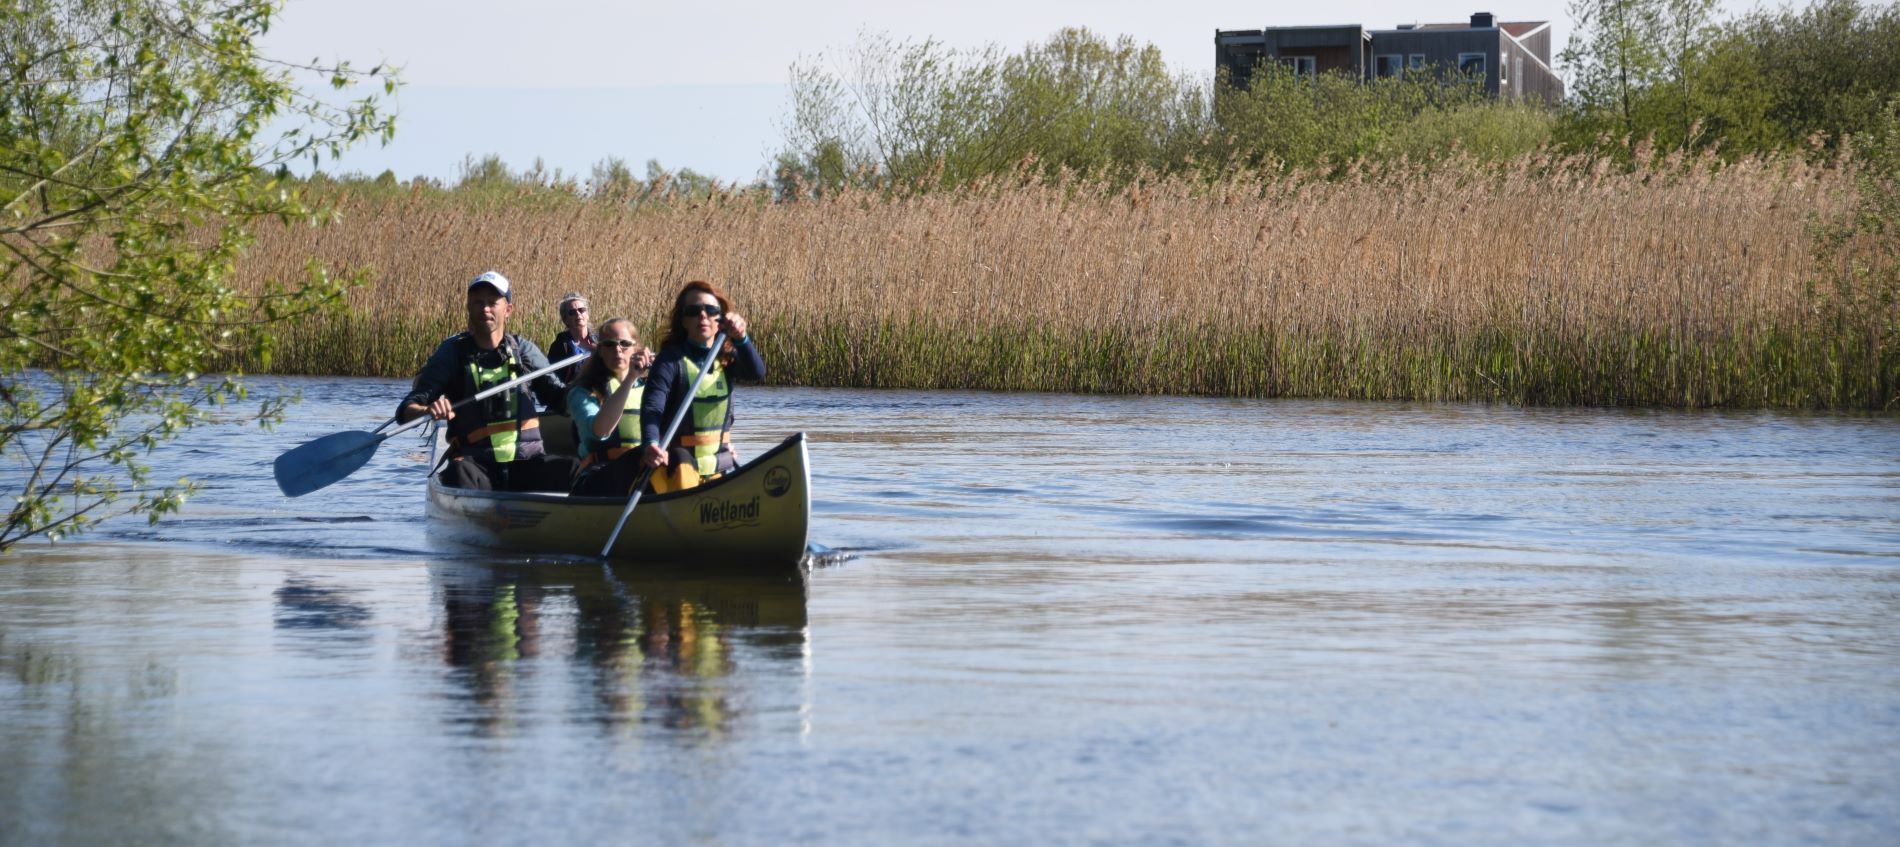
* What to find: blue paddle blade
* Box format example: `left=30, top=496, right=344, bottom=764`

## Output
left=273, top=430, right=386, bottom=497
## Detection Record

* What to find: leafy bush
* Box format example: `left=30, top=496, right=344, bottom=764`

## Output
left=1559, top=0, right=1900, bottom=158
left=0, top=0, right=393, bottom=549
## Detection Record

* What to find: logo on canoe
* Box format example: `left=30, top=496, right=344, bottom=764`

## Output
left=699, top=496, right=760, bottom=530
left=764, top=466, right=792, bottom=498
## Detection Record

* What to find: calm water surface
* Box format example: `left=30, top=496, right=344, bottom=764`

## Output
left=2, top=377, right=1897, bottom=846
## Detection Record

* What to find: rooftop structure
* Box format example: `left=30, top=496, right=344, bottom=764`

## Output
left=1216, top=12, right=1562, bottom=103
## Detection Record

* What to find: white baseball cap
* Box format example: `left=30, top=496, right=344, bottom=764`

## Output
left=468, top=270, right=512, bottom=301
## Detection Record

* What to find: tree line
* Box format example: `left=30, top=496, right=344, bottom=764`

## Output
left=310, top=154, right=732, bottom=205
left=772, top=0, right=1900, bottom=193
left=302, top=1, right=1900, bottom=201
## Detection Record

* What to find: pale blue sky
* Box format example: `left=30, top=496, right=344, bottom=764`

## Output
left=263, top=0, right=1767, bottom=184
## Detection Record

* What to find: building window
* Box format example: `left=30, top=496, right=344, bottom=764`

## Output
left=1375, top=54, right=1403, bottom=78
left=1408, top=54, right=1426, bottom=71
left=1280, top=55, right=1316, bottom=77
left=1500, top=50, right=1509, bottom=84
left=1458, top=52, right=1486, bottom=77
left=1516, top=55, right=1524, bottom=88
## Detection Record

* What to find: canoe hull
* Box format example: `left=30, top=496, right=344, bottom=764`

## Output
left=426, top=432, right=811, bottom=566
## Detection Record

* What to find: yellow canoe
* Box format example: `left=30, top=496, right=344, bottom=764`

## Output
left=425, top=432, right=812, bottom=566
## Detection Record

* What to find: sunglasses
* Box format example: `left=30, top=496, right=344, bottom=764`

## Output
left=561, top=306, right=588, bottom=316
left=681, top=303, right=723, bottom=319
left=605, top=339, right=639, bottom=349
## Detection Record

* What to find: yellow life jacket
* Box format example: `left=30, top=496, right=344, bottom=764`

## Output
left=580, top=376, right=645, bottom=468
left=670, top=355, right=732, bottom=477
left=447, top=337, right=541, bottom=463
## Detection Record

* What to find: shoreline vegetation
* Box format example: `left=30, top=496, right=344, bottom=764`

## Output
left=232, top=147, right=1893, bottom=409
left=226, top=1, right=1897, bottom=410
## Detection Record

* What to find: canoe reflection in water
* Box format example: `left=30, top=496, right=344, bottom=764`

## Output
left=428, top=560, right=809, bottom=739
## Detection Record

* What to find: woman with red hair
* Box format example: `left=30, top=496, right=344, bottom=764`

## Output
left=638, top=281, right=766, bottom=493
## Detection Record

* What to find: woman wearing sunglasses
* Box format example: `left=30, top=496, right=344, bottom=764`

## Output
left=638, top=280, right=766, bottom=493
left=547, top=291, right=596, bottom=383
left=566, top=317, right=657, bottom=496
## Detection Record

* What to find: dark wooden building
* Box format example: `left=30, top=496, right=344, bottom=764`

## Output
left=1216, top=12, right=1563, bottom=103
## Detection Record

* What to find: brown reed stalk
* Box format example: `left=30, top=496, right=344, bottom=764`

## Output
left=229, top=151, right=1893, bottom=408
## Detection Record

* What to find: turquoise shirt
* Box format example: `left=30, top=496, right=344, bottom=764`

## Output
left=567, top=377, right=644, bottom=457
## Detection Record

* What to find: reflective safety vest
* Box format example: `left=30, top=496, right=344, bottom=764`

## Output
left=580, top=376, right=645, bottom=469
left=446, top=335, right=543, bottom=464
left=670, top=355, right=732, bottom=477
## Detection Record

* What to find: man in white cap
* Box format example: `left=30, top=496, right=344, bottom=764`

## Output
left=546, top=291, right=596, bottom=384
left=396, top=270, right=578, bottom=491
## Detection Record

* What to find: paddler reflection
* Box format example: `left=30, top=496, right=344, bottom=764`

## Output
left=429, top=561, right=808, bottom=738
left=271, top=575, right=375, bottom=658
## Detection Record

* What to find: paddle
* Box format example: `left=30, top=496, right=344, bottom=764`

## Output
left=600, top=332, right=726, bottom=557
left=273, top=351, right=588, bottom=497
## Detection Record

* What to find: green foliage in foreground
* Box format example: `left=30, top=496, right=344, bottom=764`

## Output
left=0, top=0, right=393, bottom=551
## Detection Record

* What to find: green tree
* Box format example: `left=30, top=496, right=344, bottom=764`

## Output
left=1561, top=0, right=1660, bottom=147
left=1560, top=0, right=1724, bottom=154
left=773, top=137, right=852, bottom=200
left=1668, top=24, right=1778, bottom=154
left=638, top=158, right=720, bottom=201
left=0, top=0, right=395, bottom=550
left=986, top=28, right=1208, bottom=181
left=1210, top=63, right=1542, bottom=174
left=775, top=53, right=879, bottom=199
left=774, top=28, right=1213, bottom=192
left=588, top=155, right=635, bottom=198
left=1726, top=0, right=1900, bottom=151
left=1557, top=0, right=1900, bottom=159
left=456, top=152, right=515, bottom=189
left=1656, top=0, right=1724, bottom=149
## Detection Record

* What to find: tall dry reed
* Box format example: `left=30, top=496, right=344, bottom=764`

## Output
left=233, top=152, right=1894, bottom=408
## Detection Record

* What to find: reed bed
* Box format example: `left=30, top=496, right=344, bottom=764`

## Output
left=234, top=153, right=1896, bottom=409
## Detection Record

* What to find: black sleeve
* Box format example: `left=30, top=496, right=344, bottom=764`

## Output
left=514, top=337, right=567, bottom=409
left=398, top=338, right=461, bottom=416
left=640, top=355, right=681, bottom=446
left=728, top=335, right=766, bottom=382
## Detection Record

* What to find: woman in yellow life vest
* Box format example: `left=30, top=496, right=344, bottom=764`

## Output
left=638, top=281, right=765, bottom=493
left=567, top=318, right=657, bottom=497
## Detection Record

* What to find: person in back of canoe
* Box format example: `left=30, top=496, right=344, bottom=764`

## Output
left=546, top=291, right=595, bottom=384
left=638, top=280, right=765, bottom=493
left=567, top=317, right=657, bottom=497
left=398, top=271, right=577, bottom=492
